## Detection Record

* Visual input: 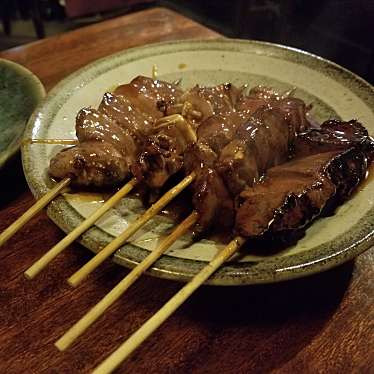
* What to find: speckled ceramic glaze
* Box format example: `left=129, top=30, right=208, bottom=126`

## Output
left=22, top=39, right=374, bottom=285
left=0, top=59, right=45, bottom=169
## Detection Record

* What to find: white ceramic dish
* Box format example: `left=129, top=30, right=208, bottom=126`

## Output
left=22, top=39, right=374, bottom=285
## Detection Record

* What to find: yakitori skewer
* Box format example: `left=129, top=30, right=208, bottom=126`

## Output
left=67, top=172, right=196, bottom=287
left=0, top=178, right=71, bottom=247
left=89, top=117, right=374, bottom=369
left=21, top=111, right=193, bottom=277
left=55, top=211, right=198, bottom=351
left=152, top=64, right=158, bottom=80
left=92, top=236, right=246, bottom=374
left=24, top=178, right=138, bottom=279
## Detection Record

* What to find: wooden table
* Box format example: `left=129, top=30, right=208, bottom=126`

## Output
left=0, top=7, right=373, bottom=374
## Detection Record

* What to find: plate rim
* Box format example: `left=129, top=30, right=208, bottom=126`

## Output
left=21, top=38, right=374, bottom=285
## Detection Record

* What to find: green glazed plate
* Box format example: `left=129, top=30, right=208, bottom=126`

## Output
left=22, top=39, right=374, bottom=285
left=0, top=59, right=45, bottom=168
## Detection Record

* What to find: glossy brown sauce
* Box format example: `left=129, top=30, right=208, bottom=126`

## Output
left=64, top=160, right=373, bottom=245
left=63, top=191, right=109, bottom=204
left=350, top=162, right=374, bottom=198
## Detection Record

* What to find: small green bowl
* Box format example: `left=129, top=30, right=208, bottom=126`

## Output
left=0, top=59, right=45, bottom=169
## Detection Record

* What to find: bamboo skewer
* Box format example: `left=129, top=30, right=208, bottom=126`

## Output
left=24, top=178, right=138, bottom=280
left=0, top=178, right=71, bottom=248
left=23, top=139, right=79, bottom=145
left=55, top=211, right=198, bottom=351
left=155, top=114, right=197, bottom=143
left=21, top=113, right=193, bottom=278
left=68, top=172, right=196, bottom=287
left=172, top=78, right=182, bottom=86
left=152, top=64, right=158, bottom=80
left=92, top=236, right=246, bottom=374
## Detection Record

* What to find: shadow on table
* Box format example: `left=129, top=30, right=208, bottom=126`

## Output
left=0, top=152, right=28, bottom=208
left=181, top=260, right=354, bottom=372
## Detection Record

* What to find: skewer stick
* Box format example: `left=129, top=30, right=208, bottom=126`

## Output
left=152, top=65, right=158, bottom=80
left=155, top=114, right=183, bottom=126
left=55, top=211, right=198, bottom=351
left=172, top=78, right=182, bottom=86
left=155, top=114, right=197, bottom=143
left=92, top=236, right=246, bottom=374
left=23, top=139, right=79, bottom=145
left=68, top=172, right=196, bottom=287
left=0, top=178, right=71, bottom=247
left=24, top=178, right=138, bottom=280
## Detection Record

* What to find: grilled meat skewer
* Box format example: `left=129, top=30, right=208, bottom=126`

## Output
left=129, top=83, right=251, bottom=189
left=133, top=91, right=312, bottom=231
left=137, top=85, right=303, bottom=190
left=49, top=76, right=183, bottom=187
left=48, top=76, right=372, bottom=248
left=49, top=77, right=247, bottom=188
left=236, top=119, right=373, bottom=240
left=113, top=75, right=183, bottom=121
left=168, top=83, right=244, bottom=122
left=185, top=96, right=312, bottom=233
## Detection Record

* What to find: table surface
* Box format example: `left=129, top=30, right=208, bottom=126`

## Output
left=0, top=6, right=373, bottom=374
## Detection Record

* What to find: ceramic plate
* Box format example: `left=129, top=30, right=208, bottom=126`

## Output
left=0, top=59, right=45, bottom=169
left=22, top=39, right=374, bottom=285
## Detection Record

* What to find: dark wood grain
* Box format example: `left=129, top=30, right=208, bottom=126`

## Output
left=0, top=7, right=220, bottom=91
left=0, top=6, right=373, bottom=374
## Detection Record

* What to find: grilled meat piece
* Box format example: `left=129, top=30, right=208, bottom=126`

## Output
left=49, top=76, right=182, bottom=187
left=180, top=89, right=288, bottom=232
left=125, top=84, right=291, bottom=192
left=49, top=96, right=147, bottom=186
left=217, top=97, right=311, bottom=196
left=274, top=97, right=310, bottom=135
left=236, top=119, right=373, bottom=239
left=184, top=143, right=234, bottom=232
left=131, top=134, right=184, bottom=189
left=197, top=111, right=249, bottom=154
left=192, top=168, right=234, bottom=232
left=236, top=147, right=368, bottom=238
left=183, top=94, right=311, bottom=233
left=295, top=119, right=374, bottom=159
left=184, top=89, right=297, bottom=175
left=98, top=92, right=153, bottom=136
left=131, top=115, right=197, bottom=189
left=183, top=111, right=253, bottom=233
left=49, top=141, right=128, bottom=187
left=132, top=83, right=250, bottom=190
left=184, top=142, right=218, bottom=172
left=75, top=108, right=138, bottom=166
left=178, top=83, right=243, bottom=121
left=217, top=107, right=290, bottom=195
left=114, top=76, right=183, bottom=120
left=236, top=85, right=282, bottom=115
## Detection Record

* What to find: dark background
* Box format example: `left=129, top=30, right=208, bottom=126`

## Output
left=164, top=0, right=374, bottom=85
left=1, top=0, right=373, bottom=84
